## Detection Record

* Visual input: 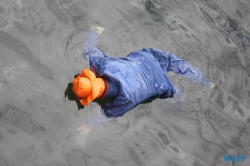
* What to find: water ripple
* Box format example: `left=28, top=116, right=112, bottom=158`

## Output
left=199, top=0, right=250, bottom=47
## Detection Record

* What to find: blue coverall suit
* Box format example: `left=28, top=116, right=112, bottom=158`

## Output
left=84, top=31, right=210, bottom=118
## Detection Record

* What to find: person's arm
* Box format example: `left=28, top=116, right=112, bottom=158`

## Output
left=83, top=26, right=105, bottom=61
left=78, top=108, right=113, bottom=135
left=143, top=48, right=211, bottom=85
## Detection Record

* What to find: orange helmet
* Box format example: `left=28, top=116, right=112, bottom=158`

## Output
left=72, top=69, right=105, bottom=106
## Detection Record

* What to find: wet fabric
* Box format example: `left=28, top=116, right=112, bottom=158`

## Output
left=104, top=78, right=119, bottom=98
left=84, top=31, right=210, bottom=117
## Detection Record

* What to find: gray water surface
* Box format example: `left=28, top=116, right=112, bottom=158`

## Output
left=0, top=0, right=250, bottom=166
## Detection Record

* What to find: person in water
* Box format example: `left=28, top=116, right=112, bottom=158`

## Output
left=74, top=26, right=213, bottom=134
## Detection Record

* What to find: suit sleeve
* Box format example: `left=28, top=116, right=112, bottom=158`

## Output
left=101, top=96, right=135, bottom=118
left=85, top=109, right=113, bottom=129
left=83, top=31, right=105, bottom=61
left=143, top=48, right=211, bottom=85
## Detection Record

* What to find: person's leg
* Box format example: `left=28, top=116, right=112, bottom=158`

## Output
left=83, top=26, right=105, bottom=61
left=143, top=48, right=212, bottom=86
left=174, top=87, right=184, bottom=104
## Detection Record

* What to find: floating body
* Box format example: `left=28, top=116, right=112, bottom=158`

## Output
left=73, top=30, right=211, bottom=118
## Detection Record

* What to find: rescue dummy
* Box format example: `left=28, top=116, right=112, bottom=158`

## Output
left=73, top=27, right=213, bottom=134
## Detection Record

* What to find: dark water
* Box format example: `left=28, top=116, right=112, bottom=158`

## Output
left=0, top=0, right=250, bottom=165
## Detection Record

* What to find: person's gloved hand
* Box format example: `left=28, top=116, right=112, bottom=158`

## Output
left=91, top=26, right=105, bottom=34
left=77, top=124, right=91, bottom=135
